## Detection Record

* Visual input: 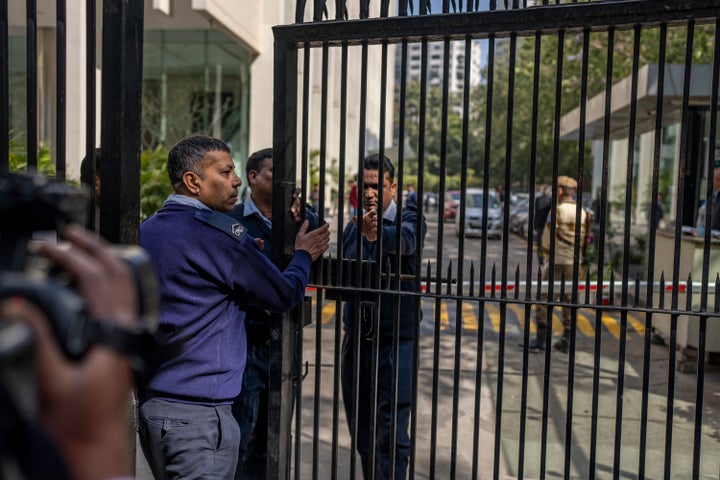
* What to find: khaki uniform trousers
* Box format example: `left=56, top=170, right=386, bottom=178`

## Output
left=534, top=262, right=585, bottom=334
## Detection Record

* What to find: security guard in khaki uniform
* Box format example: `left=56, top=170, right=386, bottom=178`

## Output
left=521, top=175, right=587, bottom=353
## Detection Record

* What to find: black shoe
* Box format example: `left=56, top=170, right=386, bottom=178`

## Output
left=519, top=338, right=545, bottom=353
left=553, top=336, right=569, bottom=353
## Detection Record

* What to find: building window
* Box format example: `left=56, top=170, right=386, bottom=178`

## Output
left=142, top=30, right=252, bottom=161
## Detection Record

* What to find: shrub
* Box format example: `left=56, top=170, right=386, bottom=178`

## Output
left=140, top=146, right=172, bottom=219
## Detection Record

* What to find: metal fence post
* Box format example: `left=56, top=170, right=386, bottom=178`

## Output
left=269, top=31, right=299, bottom=480
left=100, top=0, right=143, bottom=244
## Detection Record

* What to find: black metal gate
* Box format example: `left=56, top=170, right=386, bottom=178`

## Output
left=0, top=0, right=143, bottom=244
left=273, top=1, right=720, bottom=479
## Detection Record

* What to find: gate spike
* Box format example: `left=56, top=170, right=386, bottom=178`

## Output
left=686, top=272, right=693, bottom=311
left=609, top=269, right=615, bottom=306
left=634, top=271, right=641, bottom=308
left=446, top=261, right=453, bottom=295
left=535, top=264, right=542, bottom=300
left=659, top=272, right=665, bottom=310
left=584, top=268, right=591, bottom=305
left=715, top=274, right=720, bottom=313
left=426, top=260, right=432, bottom=292
left=514, top=264, right=520, bottom=300
left=469, top=262, right=475, bottom=297
left=490, top=263, right=496, bottom=299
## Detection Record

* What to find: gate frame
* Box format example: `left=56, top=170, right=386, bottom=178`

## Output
left=271, top=1, right=720, bottom=478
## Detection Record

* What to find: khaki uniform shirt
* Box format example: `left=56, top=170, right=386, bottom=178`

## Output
left=542, top=199, right=587, bottom=265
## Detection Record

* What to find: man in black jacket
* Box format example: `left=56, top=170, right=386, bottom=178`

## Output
left=341, top=154, right=427, bottom=480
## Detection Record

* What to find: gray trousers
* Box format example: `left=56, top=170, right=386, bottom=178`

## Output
left=138, top=398, right=241, bottom=480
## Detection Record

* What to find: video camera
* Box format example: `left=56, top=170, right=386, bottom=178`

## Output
left=0, top=172, right=158, bottom=398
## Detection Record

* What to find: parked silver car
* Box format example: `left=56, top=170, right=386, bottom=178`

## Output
left=455, top=188, right=502, bottom=238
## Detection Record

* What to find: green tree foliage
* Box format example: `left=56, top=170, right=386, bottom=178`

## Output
left=140, top=146, right=173, bottom=219
left=467, top=23, right=714, bottom=192
left=401, top=78, right=480, bottom=192
left=8, top=132, right=55, bottom=176
left=498, top=33, right=591, bottom=189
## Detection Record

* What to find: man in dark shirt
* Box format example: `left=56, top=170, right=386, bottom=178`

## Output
left=228, top=148, right=321, bottom=480
left=341, top=153, right=427, bottom=480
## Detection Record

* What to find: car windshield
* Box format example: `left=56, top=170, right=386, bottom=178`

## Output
left=467, top=192, right=498, bottom=208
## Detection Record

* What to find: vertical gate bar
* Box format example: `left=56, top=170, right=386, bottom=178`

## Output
left=492, top=30, right=517, bottom=480
left=499, top=31, right=516, bottom=283
left=430, top=286, right=442, bottom=480
left=438, top=38, right=449, bottom=279
left=400, top=37, right=422, bottom=480
left=380, top=0, right=390, bottom=18
left=538, top=28, right=567, bottom=480
left=477, top=32, right=495, bottom=477
left=85, top=0, right=97, bottom=231
left=665, top=20, right=696, bottom=480
left=26, top=0, right=37, bottom=171
left=395, top=36, right=413, bottom=480
left=55, top=0, right=66, bottom=179
left=270, top=32, right=298, bottom=480
left=371, top=40, right=388, bottom=480
left=516, top=30, right=543, bottom=480
left=331, top=43, right=349, bottom=479
left=346, top=43, right=360, bottom=480
left=665, top=20, right=695, bottom=480
left=563, top=27, right=590, bottom=480
left=375, top=38, right=403, bottom=480
left=367, top=40, right=382, bottom=480
left=419, top=35, right=438, bottom=479
left=313, top=0, right=322, bottom=22
left=99, top=0, right=143, bottom=245
left=336, top=43, right=348, bottom=229
left=639, top=22, right=666, bottom=478
left=310, top=43, right=329, bottom=480
left=439, top=34, right=454, bottom=478
left=297, top=42, right=311, bottom=480
left=349, top=40, right=371, bottom=480
left=450, top=35, right=471, bottom=478
left=354, top=41, right=368, bottom=284
left=589, top=26, right=615, bottom=480
left=350, top=280, right=362, bottom=480
left=295, top=0, right=305, bottom=23
left=693, top=18, right=720, bottom=480
left=430, top=34, right=453, bottom=479
left=612, top=23, right=642, bottom=478
left=317, top=43, right=328, bottom=223
left=0, top=0, right=7, bottom=172
left=480, top=34, right=494, bottom=328
left=398, top=0, right=409, bottom=16
left=296, top=32, right=309, bottom=468
left=410, top=38, right=430, bottom=480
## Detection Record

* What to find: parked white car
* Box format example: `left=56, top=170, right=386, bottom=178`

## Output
left=455, top=188, right=502, bottom=238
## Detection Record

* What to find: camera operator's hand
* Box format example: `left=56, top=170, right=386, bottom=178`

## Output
left=0, top=225, right=137, bottom=480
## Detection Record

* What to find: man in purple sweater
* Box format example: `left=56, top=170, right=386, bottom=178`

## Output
left=138, top=135, right=329, bottom=479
